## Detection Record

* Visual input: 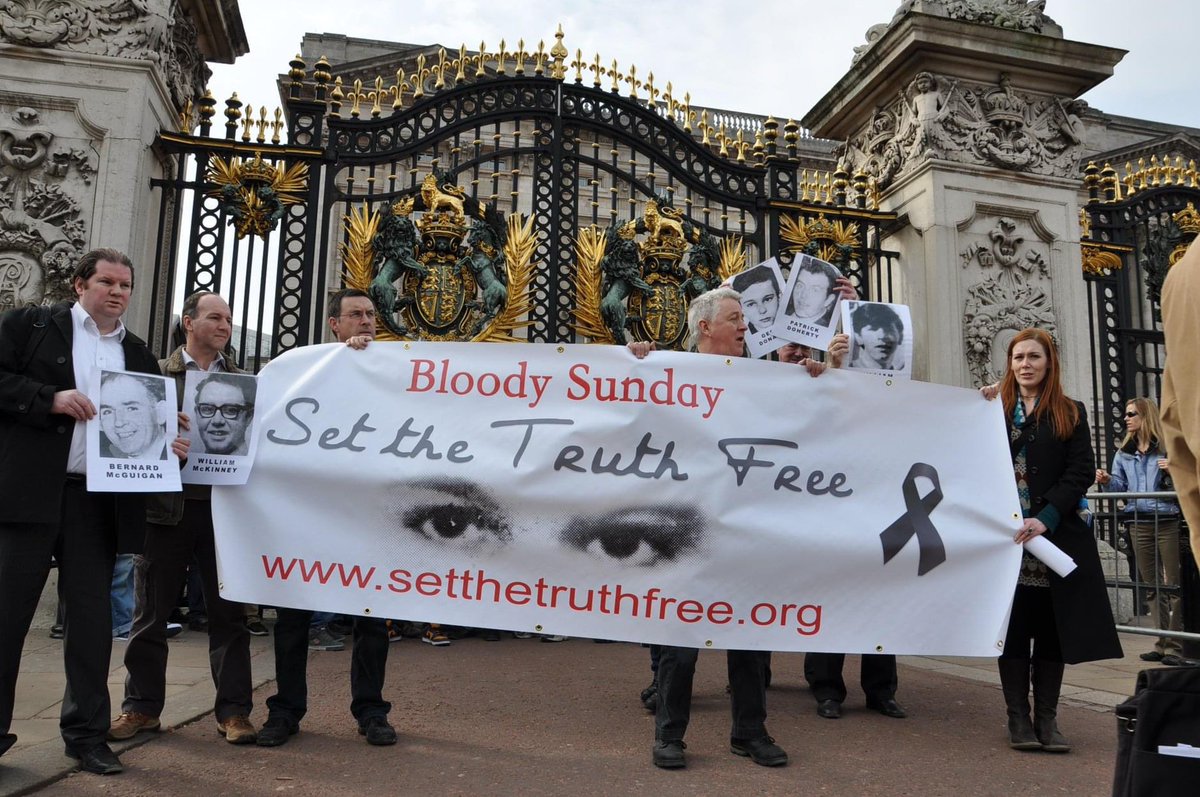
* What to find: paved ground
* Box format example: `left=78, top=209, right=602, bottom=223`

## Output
left=3, top=616, right=1160, bottom=797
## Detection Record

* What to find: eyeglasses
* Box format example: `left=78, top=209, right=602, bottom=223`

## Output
left=1124, top=411, right=1139, bottom=418
left=339, top=310, right=376, bottom=320
left=196, top=403, right=249, bottom=420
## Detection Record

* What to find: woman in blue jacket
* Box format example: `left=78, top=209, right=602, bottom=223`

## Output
left=1096, top=397, right=1185, bottom=665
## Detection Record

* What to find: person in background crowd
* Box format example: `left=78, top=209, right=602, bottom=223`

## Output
left=0, top=249, right=187, bottom=774
left=983, top=329, right=1122, bottom=754
left=1096, top=397, right=1187, bottom=666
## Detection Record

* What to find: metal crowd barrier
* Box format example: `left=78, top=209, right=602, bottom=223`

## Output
left=1087, top=490, right=1200, bottom=657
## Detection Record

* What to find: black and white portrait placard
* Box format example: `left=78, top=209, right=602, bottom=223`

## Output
left=841, top=300, right=913, bottom=379
left=730, top=258, right=786, bottom=359
left=86, top=368, right=180, bottom=492
left=770, top=254, right=843, bottom=351
left=181, top=370, right=259, bottom=485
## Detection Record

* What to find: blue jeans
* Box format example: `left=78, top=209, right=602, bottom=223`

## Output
left=111, top=554, right=136, bottom=637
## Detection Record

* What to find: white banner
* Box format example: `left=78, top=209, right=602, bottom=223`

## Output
left=213, top=342, right=1023, bottom=655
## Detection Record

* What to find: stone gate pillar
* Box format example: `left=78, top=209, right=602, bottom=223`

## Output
left=0, top=0, right=246, bottom=330
left=803, top=1, right=1123, bottom=397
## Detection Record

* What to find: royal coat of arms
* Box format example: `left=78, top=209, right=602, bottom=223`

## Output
left=339, top=171, right=532, bottom=341
left=573, top=196, right=744, bottom=348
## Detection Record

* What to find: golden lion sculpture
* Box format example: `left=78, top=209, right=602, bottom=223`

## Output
left=420, top=173, right=466, bottom=218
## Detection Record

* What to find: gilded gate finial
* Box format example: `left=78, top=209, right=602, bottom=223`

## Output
left=550, top=25, right=568, bottom=80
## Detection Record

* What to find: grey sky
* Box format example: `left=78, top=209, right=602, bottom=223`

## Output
left=212, top=1, right=1198, bottom=132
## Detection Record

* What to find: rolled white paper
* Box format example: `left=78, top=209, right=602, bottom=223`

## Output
left=1023, top=535, right=1077, bottom=577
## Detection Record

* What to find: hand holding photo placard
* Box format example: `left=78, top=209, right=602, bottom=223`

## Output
left=181, top=370, right=260, bottom=485
left=86, top=368, right=181, bottom=492
left=841, top=300, right=913, bottom=379
left=770, top=254, right=843, bottom=351
left=729, top=258, right=786, bottom=359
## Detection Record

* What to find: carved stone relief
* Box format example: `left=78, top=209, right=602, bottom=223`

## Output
left=959, top=212, right=1056, bottom=385
left=0, top=0, right=209, bottom=107
left=838, top=72, right=1087, bottom=190
left=0, top=105, right=96, bottom=309
left=853, top=1, right=1063, bottom=63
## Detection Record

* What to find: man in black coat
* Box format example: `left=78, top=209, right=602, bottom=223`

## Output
left=0, top=248, right=182, bottom=775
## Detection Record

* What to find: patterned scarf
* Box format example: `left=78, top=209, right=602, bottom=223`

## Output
left=1011, top=398, right=1050, bottom=587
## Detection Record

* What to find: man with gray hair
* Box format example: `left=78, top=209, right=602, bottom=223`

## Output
left=629, top=286, right=828, bottom=771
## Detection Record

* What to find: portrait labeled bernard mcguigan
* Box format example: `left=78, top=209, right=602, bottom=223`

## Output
left=97, top=370, right=173, bottom=460
left=183, top=370, right=258, bottom=457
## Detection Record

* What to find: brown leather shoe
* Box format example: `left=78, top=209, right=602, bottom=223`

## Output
left=108, top=711, right=160, bottom=741
left=217, top=715, right=257, bottom=745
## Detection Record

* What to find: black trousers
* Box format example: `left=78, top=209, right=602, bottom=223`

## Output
left=266, top=608, right=391, bottom=725
left=803, top=652, right=898, bottom=704
left=655, top=646, right=769, bottom=743
left=0, top=482, right=118, bottom=750
left=1001, top=584, right=1063, bottom=662
left=122, top=500, right=252, bottom=722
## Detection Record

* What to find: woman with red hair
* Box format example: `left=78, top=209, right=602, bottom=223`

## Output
left=986, top=329, right=1122, bottom=753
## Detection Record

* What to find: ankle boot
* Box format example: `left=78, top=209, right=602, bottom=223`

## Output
left=997, top=658, right=1039, bottom=750
left=1031, top=659, right=1071, bottom=753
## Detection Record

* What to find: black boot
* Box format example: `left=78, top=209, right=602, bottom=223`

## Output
left=640, top=678, right=658, bottom=712
left=1031, top=659, right=1071, bottom=753
left=997, top=658, right=1040, bottom=750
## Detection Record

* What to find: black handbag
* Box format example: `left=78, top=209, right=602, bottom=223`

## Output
left=1112, top=667, right=1200, bottom=797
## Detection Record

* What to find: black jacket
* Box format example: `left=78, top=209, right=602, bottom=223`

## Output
left=1007, top=400, right=1123, bottom=664
left=0, top=302, right=161, bottom=552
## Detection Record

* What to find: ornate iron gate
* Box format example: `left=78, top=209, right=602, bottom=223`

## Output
left=1081, top=158, right=1200, bottom=466
left=149, top=35, right=900, bottom=369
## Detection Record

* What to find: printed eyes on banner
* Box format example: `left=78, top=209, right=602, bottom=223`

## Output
left=390, top=478, right=512, bottom=553
left=559, top=506, right=704, bottom=568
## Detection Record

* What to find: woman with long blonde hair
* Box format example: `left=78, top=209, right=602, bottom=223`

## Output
left=984, top=329, right=1122, bottom=753
left=1096, top=397, right=1184, bottom=664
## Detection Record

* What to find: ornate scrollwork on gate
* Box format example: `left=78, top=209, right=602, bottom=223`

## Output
left=339, top=171, right=533, bottom=342
left=1140, top=202, right=1200, bottom=308
left=572, top=196, right=742, bottom=347
left=206, top=154, right=308, bottom=239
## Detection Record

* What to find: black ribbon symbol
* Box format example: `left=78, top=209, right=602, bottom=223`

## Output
left=879, top=462, right=946, bottom=576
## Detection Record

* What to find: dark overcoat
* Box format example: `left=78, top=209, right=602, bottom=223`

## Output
left=0, top=302, right=161, bottom=553
left=1008, top=399, right=1124, bottom=664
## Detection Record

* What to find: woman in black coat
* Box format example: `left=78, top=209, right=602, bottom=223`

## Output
left=986, top=328, right=1122, bottom=753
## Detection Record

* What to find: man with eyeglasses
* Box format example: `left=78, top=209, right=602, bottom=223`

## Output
left=257, top=288, right=398, bottom=748
left=111, top=291, right=258, bottom=747
left=194, top=373, right=254, bottom=456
